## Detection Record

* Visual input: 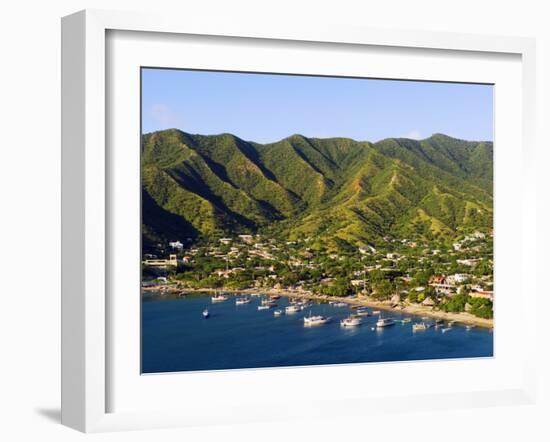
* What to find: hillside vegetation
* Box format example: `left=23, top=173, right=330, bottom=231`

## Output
left=142, top=129, right=493, bottom=249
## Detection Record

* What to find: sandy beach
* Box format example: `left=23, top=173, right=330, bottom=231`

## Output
left=142, top=285, right=494, bottom=329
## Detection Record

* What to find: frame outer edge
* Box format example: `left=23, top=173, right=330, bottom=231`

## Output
left=61, top=10, right=87, bottom=432
left=62, top=9, right=108, bottom=433
left=521, top=39, right=538, bottom=403
left=60, top=8, right=538, bottom=432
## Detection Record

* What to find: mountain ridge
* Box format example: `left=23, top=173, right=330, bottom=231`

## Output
left=142, top=129, right=493, bottom=250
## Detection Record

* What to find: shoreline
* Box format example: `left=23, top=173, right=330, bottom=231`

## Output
left=142, top=285, right=494, bottom=329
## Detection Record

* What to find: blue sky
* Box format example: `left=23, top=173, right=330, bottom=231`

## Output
left=141, top=68, right=493, bottom=143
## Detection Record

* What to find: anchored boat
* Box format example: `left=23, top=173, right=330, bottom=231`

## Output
left=413, top=322, right=428, bottom=331
left=235, top=297, right=251, bottom=305
left=211, top=292, right=228, bottom=303
left=341, top=315, right=363, bottom=327
left=376, top=317, right=395, bottom=327
left=332, top=302, right=348, bottom=307
left=285, top=304, right=301, bottom=313
left=304, top=312, right=331, bottom=326
left=202, top=308, right=210, bottom=318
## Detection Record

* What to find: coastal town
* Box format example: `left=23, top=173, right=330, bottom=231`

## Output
left=142, top=228, right=494, bottom=327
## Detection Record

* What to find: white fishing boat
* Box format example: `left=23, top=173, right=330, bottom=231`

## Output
left=250, top=293, right=262, bottom=297
left=235, top=297, right=251, bottom=305
left=441, top=327, right=452, bottom=333
left=211, top=293, right=228, bottom=303
left=372, top=310, right=381, bottom=315
left=376, top=317, right=395, bottom=327
left=341, top=315, right=363, bottom=327
left=304, top=312, right=331, bottom=326
left=402, top=317, right=412, bottom=323
left=332, top=302, right=348, bottom=307
left=355, top=308, right=370, bottom=316
left=257, top=305, right=271, bottom=311
left=202, top=308, right=210, bottom=318
left=285, top=304, right=301, bottom=313
left=273, top=309, right=283, bottom=316
left=412, top=322, right=427, bottom=331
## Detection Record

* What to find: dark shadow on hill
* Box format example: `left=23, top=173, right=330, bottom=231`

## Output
left=142, top=189, right=199, bottom=247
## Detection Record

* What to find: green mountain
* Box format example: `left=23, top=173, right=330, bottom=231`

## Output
left=142, top=129, right=493, bottom=249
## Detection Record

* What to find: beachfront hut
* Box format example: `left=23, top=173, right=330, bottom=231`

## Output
left=422, top=296, right=435, bottom=307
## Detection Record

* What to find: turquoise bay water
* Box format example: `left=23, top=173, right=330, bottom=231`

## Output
left=142, top=293, right=493, bottom=373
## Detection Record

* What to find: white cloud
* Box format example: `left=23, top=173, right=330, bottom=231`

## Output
left=149, top=103, right=182, bottom=128
left=402, top=129, right=423, bottom=140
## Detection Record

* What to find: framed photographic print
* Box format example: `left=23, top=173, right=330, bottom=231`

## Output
left=140, top=68, right=495, bottom=374
left=61, top=9, right=537, bottom=432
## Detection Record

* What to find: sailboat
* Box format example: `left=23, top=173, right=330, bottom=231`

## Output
left=341, top=314, right=363, bottom=327
left=211, top=290, right=228, bottom=303
left=303, top=310, right=331, bottom=326
left=376, top=314, right=395, bottom=327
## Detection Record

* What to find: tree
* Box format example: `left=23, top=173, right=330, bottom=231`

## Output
left=373, top=280, right=392, bottom=300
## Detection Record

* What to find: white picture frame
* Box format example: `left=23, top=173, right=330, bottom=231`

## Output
left=61, top=9, right=537, bottom=433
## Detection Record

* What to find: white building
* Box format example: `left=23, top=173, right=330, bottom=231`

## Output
left=169, top=240, right=184, bottom=250
left=358, top=245, right=376, bottom=254
left=238, top=234, right=254, bottom=243
left=447, top=273, right=471, bottom=285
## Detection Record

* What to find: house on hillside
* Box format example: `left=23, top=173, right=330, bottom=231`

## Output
left=447, top=273, right=471, bottom=285
left=429, top=274, right=447, bottom=285
left=470, top=290, right=494, bottom=301
left=238, top=234, right=254, bottom=243
left=168, top=240, right=184, bottom=250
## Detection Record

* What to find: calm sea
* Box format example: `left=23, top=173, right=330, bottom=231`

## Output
left=142, top=292, right=493, bottom=373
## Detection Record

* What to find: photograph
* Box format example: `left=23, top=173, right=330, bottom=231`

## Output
left=140, top=68, right=494, bottom=374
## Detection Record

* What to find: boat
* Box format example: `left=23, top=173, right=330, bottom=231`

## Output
left=466, top=325, right=475, bottom=331
left=372, top=310, right=381, bottom=315
left=304, top=312, right=331, bottom=326
left=441, top=327, right=452, bottom=333
left=258, top=300, right=276, bottom=310
left=448, top=321, right=456, bottom=327
left=341, top=315, right=363, bottom=327
left=376, top=318, right=395, bottom=327
left=332, top=302, right=348, bottom=307
left=202, top=308, right=210, bottom=318
left=412, top=322, right=427, bottom=331
left=355, top=308, right=370, bottom=317
left=270, top=294, right=281, bottom=300
left=401, top=317, right=412, bottom=323
left=435, top=319, right=445, bottom=325
left=285, top=304, right=301, bottom=313
left=250, top=293, right=262, bottom=297
left=235, top=297, right=251, bottom=305
left=273, top=309, right=283, bottom=316
left=211, top=293, right=228, bottom=303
